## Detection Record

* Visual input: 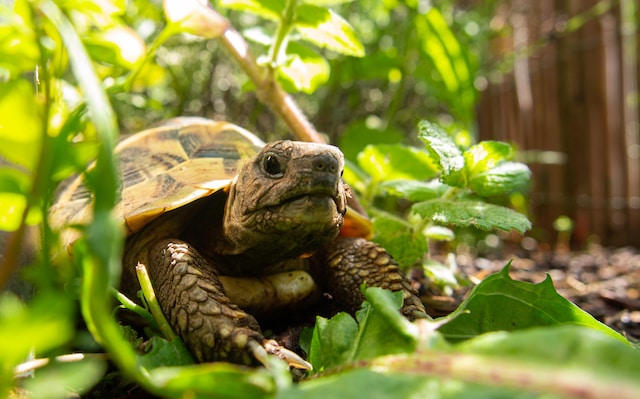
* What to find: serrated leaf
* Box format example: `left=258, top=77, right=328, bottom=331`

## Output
left=417, top=120, right=466, bottom=187
left=463, top=141, right=513, bottom=176
left=469, top=161, right=531, bottom=197
left=294, top=5, right=364, bottom=57
left=277, top=43, right=329, bottom=93
left=439, top=264, right=627, bottom=344
left=372, top=213, right=427, bottom=268
left=379, top=179, right=447, bottom=202
left=218, top=0, right=285, bottom=21
left=411, top=199, right=531, bottom=233
left=139, top=336, right=195, bottom=369
left=357, top=144, right=438, bottom=183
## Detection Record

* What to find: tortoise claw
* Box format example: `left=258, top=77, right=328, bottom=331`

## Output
left=249, top=339, right=312, bottom=370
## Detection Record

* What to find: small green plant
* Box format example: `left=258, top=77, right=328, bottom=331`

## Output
left=343, top=120, right=531, bottom=288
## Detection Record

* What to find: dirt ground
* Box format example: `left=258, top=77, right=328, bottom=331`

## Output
left=422, top=244, right=640, bottom=343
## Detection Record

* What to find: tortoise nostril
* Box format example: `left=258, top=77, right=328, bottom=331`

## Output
left=313, top=154, right=339, bottom=174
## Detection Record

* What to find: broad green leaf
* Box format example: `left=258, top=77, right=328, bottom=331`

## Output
left=219, top=0, right=285, bottom=21
left=463, top=141, right=513, bottom=176
left=0, top=192, right=27, bottom=231
left=411, top=199, right=531, bottom=233
left=139, top=336, right=195, bottom=369
left=379, top=179, right=447, bottom=202
left=295, top=5, right=364, bottom=57
left=0, top=293, right=74, bottom=395
left=308, top=312, right=359, bottom=371
left=372, top=213, right=427, bottom=268
left=308, top=288, right=418, bottom=372
left=278, top=369, right=438, bottom=399
left=0, top=79, right=43, bottom=170
left=469, top=161, right=531, bottom=197
left=417, top=120, right=466, bottom=187
left=278, top=43, right=329, bottom=93
left=352, top=288, right=418, bottom=361
left=439, top=265, right=627, bottom=344
left=357, top=144, right=438, bottom=183
left=454, top=326, right=640, bottom=397
left=83, top=25, right=145, bottom=69
left=149, top=363, right=278, bottom=399
left=22, top=356, right=107, bottom=399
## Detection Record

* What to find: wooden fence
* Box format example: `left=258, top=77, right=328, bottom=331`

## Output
left=476, top=0, right=640, bottom=248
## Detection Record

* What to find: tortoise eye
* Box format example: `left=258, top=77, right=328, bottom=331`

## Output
left=262, top=154, right=283, bottom=177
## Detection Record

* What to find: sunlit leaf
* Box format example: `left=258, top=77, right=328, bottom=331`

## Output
left=0, top=1, right=40, bottom=77
left=0, top=79, right=43, bottom=170
left=295, top=5, right=364, bottom=57
left=417, top=120, right=466, bottom=187
left=163, top=0, right=229, bottom=38
left=277, top=43, right=329, bottom=93
left=463, top=141, right=513, bottom=176
left=83, top=25, right=145, bottom=68
left=357, top=144, right=438, bottom=182
left=411, top=199, right=531, bottom=233
left=469, top=161, right=531, bottom=197
left=379, top=179, right=447, bottom=202
left=219, top=0, right=285, bottom=21
left=439, top=264, right=627, bottom=343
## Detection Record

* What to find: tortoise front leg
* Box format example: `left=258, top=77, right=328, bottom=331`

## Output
left=142, top=239, right=264, bottom=364
left=316, top=237, right=427, bottom=319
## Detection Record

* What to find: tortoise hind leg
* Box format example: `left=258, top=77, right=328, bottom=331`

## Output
left=315, top=237, right=427, bottom=319
left=140, top=239, right=264, bottom=364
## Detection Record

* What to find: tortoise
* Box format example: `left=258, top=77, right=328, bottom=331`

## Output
left=51, top=117, right=426, bottom=367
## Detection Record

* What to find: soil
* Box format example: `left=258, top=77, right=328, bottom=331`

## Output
left=421, top=244, right=640, bottom=343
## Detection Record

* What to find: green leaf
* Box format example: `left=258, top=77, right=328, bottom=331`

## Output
left=308, top=312, right=359, bottom=371
left=83, top=26, right=145, bottom=69
left=417, top=120, right=466, bottom=187
left=22, top=356, right=107, bottom=399
left=219, top=0, right=285, bottom=21
left=411, top=199, right=531, bottom=233
left=439, top=264, right=628, bottom=344
left=0, top=79, right=43, bottom=170
left=357, top=144, right=438, bottom=183
left=469, top=161, right=531, bottom=197
left=149, top=363, right=278, bottom=399
left=379, top=179, right=447, bottom=202
left=0, top=1, right=40, bottom=77
left=463, top=141, right=513, bottom=176
left=277, top=42, right=329, bottom=93
left=454, top=326, right=640, bottom=397
left=308, top=288, right=418, bottom=372
left=372, top=213, right=427, bottom=268
left=139, top=336, right=195, bottom=369
left=294, top=4, right=364, bottom=57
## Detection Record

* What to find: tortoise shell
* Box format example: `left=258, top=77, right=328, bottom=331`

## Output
left=50, top=117, right=371, bottom=244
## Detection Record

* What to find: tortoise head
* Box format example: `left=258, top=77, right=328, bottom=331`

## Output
left=220, top=140, right=348, bottom=262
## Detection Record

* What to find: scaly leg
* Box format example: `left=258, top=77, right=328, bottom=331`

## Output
left=316, top=237, right=427, bottom=319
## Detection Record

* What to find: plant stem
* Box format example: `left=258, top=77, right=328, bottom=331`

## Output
left=267, top=0, right=297, bottom=68
left=136, top=263, right=176, bottom=340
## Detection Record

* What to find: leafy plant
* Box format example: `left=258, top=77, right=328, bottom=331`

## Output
left=1, top=1, right=637, bottom=398
left=344, top=120, right=531, bottom=288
